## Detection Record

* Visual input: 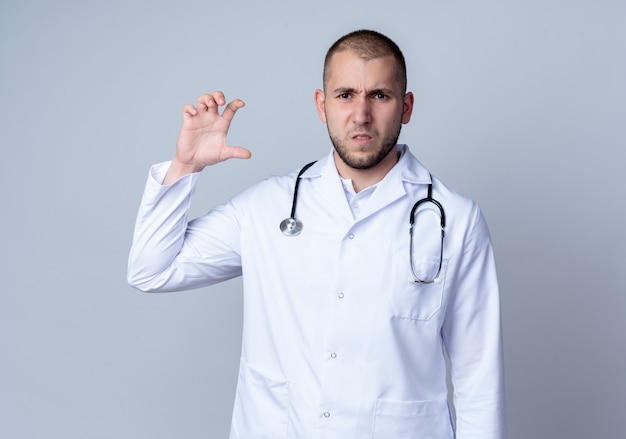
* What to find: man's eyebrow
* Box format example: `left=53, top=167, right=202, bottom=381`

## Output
left=369, top=87, right=394, bottom=94
left=332, top=87, right=357, bottom=94
left=331, top=87, right=395, bottom=95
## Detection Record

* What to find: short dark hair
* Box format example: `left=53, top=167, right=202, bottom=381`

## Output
left=323, top=29, right=407, bottom=93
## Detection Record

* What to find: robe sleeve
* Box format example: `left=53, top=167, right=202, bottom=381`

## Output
left=442, top=204, right=507, bottom=438
left=127, top=162, right=243, bottom=292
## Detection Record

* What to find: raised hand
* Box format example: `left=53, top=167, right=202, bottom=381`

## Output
left=163, top=92, right=251, bottom=184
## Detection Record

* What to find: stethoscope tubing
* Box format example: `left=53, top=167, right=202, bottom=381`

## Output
left=289, top=161, right=317, bottom=219
left=279, top=161, right=317, bottom=236
left=281, top=162, right=446, bottom=284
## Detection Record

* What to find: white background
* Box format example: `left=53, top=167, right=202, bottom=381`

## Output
left=1, top=0, right=624, bottom=438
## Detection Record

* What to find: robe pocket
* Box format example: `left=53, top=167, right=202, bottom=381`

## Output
left=231, top=359, right=288, bottom=439
left=372, top=398, right=453, bottom=439
left=389, top=253, right=448, bottom=321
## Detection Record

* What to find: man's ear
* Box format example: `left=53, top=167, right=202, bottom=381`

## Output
left=314, top=89, right=327, bottom=123
left=402, top=91, right=414, bottom=124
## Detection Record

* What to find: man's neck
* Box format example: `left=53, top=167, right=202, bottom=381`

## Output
left=333, top=147, right=401, bottom=193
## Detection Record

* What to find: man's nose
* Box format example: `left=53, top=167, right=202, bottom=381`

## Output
left=352, top=97, right=372, bottom=125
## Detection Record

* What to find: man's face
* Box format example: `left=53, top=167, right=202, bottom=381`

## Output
left=315, top=51, right=413, bottom=171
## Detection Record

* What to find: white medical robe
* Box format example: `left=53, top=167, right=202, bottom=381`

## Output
left=128, top=144, right=506, bottom=438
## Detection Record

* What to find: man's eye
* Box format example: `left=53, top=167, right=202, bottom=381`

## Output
left=373, top=93, right=387, bottom=99
left=338, top=93, right=351, bottom=99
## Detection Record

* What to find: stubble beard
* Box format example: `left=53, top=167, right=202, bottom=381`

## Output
left=329, top=125, right=402, bottom=170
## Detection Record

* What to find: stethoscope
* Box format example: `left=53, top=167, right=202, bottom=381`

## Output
left=280, top=161, right=446, bottom=284
left=279, top=161, right=318, bottom=236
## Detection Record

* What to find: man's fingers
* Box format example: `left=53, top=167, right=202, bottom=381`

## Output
left=222, top=145, right=252, bottom=161
left=183, top=93, right=244, bottom=126
left=196, top=92, right=226, bottom=113
left=182, top=104, right=198, bottom=119
left=196, top=95, right=216, bottom=113
left=221, top=99, right=245, bottom=122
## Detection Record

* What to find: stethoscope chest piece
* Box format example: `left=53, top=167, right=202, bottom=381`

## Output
left=280, top=160, right=317, bottom=237
left=280, top=217, right=303, bottom=236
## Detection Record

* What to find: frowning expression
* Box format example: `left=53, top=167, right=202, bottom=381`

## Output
left=315, top=51, right=413, bottom=171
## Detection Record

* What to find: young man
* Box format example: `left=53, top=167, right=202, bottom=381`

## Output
left=128, top=30, right=506, bottom=438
